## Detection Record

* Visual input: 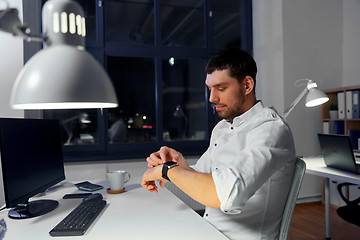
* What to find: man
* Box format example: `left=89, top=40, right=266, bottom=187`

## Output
left=141, top=48, right=296, bottom=240
left=108, top=108, right=127, bottom=143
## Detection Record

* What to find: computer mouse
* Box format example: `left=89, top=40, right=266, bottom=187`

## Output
left=82, top=193, right=103, bottom=202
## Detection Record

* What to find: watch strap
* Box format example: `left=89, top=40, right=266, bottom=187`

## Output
left=162, top=161, right=178, bottom=181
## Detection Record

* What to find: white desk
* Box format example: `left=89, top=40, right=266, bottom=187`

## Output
left=303, top=156, right=360, bottom=240
left=0, top=180, right=227, bottom=240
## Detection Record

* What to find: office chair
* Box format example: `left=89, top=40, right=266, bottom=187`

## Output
left=336, top=182, right=360, bottom=226
left=279, top=158, right=306, bottom=240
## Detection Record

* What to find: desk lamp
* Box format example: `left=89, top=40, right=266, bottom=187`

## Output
left=283, top=79, right=329, bottom=119
left=0, top=0, right=118, bottom=109
left=62, top=113, right=91, bottom=144
left=174, top=105, right=188, bottom=138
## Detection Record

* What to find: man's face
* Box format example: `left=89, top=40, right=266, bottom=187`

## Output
left=205, top=69, right=249, bottom=121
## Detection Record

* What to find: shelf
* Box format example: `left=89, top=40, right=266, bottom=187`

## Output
left=322, top=119, right=360, bottom=122
left=322, top=119, right=345, bottom=121
left=321, top=85, right=360, bottom=136
left=323, top=85, right=360, bottom=93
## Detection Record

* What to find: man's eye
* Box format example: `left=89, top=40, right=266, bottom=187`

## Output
left=218, top=87, right=225, bottom=91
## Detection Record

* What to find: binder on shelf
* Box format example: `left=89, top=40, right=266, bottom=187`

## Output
left=322, top=121, right=335, bottom=134
left=352, top=90, right=360, bottom=119
left=323, top=121, right=330, bottom=134
left=337, top=92, right=345, bottom=119
left=334, top=121, right=344, bottom=135
left=348, top=129, right=360, bottom=149
left=346, top=91, right=353, bottom=119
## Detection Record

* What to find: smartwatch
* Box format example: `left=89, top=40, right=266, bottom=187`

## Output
left=162, top=161, right=179, bottom=181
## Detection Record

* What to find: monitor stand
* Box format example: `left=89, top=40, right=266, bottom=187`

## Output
left=8, top=199, right=59, bottom=219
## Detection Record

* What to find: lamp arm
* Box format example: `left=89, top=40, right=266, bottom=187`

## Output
left=0, top=8, right=45, bottom=42
left=283, top=87, right=308, bottom=119
left=61, top=114, right=86, bottom=124
left=22, top=30, right=46, bottom=43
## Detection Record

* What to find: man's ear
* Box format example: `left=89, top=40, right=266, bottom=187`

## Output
left=243, top=76, right=255, bottom=95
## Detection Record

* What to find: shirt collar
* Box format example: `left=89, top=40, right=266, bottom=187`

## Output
left=228, top=100, right=264, bottom=126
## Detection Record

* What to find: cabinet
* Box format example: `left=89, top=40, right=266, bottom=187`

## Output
left=321, top=86, right=360, bottom=147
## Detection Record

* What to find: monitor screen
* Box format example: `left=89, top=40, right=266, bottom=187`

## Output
left=0, top=118, right=65, bottom=219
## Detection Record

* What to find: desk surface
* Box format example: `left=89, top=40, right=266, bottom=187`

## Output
left=0, top=180, right=227, bottom=240
left=303, top=156, right=360, bottom=184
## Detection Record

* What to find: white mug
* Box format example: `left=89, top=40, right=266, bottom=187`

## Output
left=107, top=170, right=130, bottom=191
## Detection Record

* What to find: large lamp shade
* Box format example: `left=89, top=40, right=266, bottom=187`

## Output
left=0, top=0, right=118, bottom=109
left=11, top=45, right=118, bottom=109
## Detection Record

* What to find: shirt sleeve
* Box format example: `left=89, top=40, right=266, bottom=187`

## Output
left=211, top=118, right=296, bottom=214
left=212, top=167, right=242, bottom=214
left=191, top=149, right=211, bottom=173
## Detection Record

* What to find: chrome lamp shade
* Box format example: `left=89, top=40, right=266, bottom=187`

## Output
left=305, top=85, right=329, bottom=107
left=1, top=0, right=118, bottom=109
left=11, top=45, right=118, bottom=109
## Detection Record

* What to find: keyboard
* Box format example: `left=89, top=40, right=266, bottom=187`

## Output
left=49, top=199, right=106, bottom=237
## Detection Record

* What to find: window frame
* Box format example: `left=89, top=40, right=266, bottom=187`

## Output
left=23, top=0, right=253, bottom=162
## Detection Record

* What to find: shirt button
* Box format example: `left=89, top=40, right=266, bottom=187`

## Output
left=230, top=127, right=234, bottom=130
left=214, top=143, right=217, bottom=146
left=205, top=214, right=208, bottom=217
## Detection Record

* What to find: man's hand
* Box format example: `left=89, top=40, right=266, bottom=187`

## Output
left=146, top=151, right=164, bottom=168
left=141, top=165, right=168, bottom=193
left=141, top=159, right=221, bottom=208
left=143, top=146, right=193, bottom=194
left=146, top=146, right=187, bottom=168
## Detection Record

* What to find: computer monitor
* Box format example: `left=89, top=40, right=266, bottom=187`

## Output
left=0, top=118, right=65, bottom=219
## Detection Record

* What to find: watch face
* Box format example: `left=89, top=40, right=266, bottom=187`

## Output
left=165, top=161, right=177, bottom=167
left=162, top=161, right=178, bottom=182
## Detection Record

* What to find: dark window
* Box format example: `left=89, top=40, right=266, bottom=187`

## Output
left=25, top=0, right=252, bottom=161
left=107, top=56, right=156, bottom=143
left=105, top=0, right=154, bottom=44
left=161, top=0, right=204, bottom=47
left=162, top=58, right=207, bottom=141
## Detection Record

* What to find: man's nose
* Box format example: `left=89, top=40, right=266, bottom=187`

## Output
left=209, top=90, right=219, bottom=103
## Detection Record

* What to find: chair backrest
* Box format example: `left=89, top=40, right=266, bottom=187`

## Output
left=278, top=158, right=306, bottom=240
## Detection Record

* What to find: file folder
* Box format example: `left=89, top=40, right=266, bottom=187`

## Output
left=323, top=121, right=335, bottom=134
left=352, top=90, right=360, bottom=119
left=348, top=129, right=360, bottom=149
left=323, top=121, right=330, bottom=134
left=337, top=92, right=345, bottom=119
left=346, top=91, right=353, bottom=119
left=334, top=121, right=344, bottom=135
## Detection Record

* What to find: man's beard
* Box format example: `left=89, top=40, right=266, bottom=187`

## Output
left=212, top=104, right=240, bottom=121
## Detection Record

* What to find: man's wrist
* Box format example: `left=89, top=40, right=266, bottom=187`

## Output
left=162, top=161, right=179, bottom=181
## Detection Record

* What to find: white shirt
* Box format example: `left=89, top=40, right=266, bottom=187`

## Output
left=108, top=119, right=127, bottom=143
left=192, top=101, right=296, bottom=240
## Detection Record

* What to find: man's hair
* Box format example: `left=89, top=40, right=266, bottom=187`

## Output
left=206, top=48, right=257, bottom=87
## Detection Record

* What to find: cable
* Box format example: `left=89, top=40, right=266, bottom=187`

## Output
left=0, top=1, right=10, bottom=20
left=294, top=78, right=311, bottom=87
left=0, top=204, right=7, bottom=212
